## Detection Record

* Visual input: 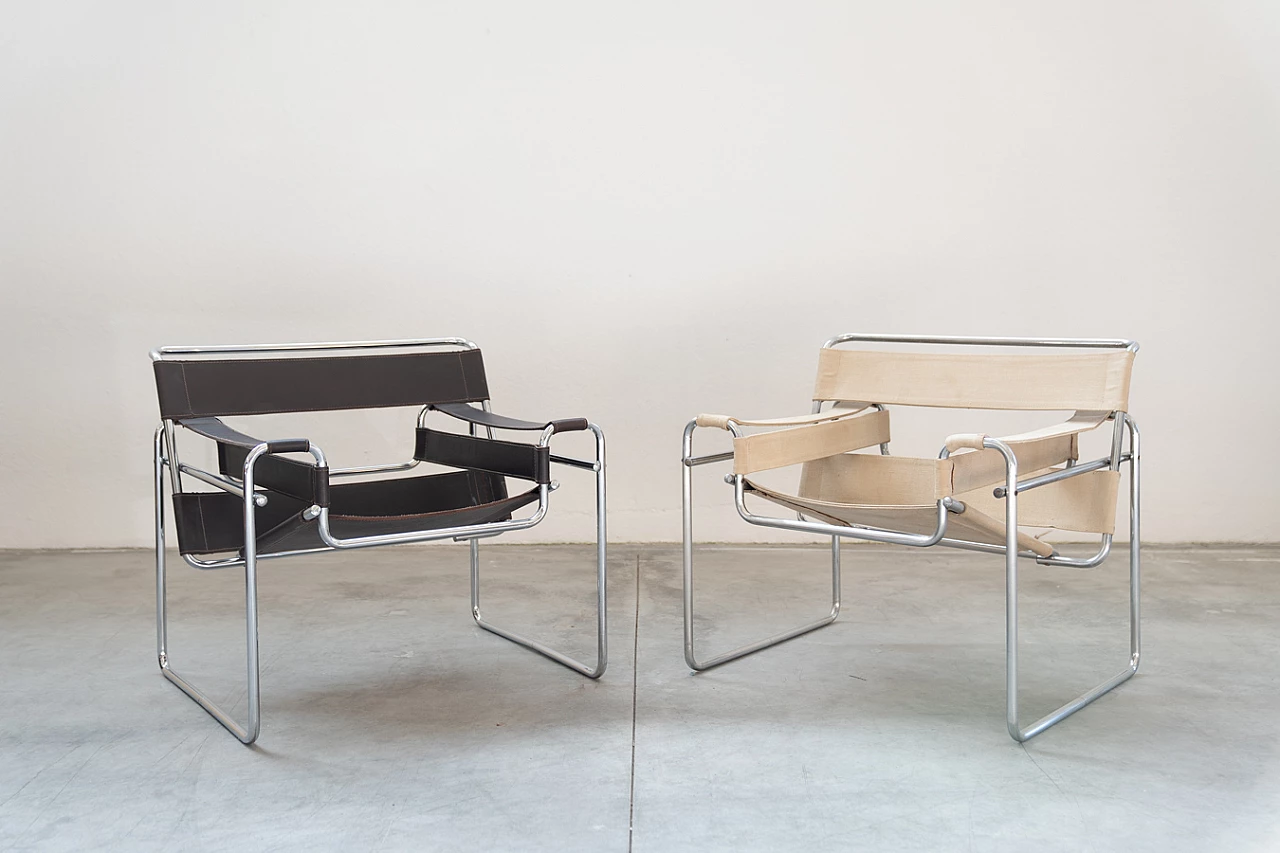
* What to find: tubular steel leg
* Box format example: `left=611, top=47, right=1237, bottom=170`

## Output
left=997, top=419, right=1141, bottom=742
left=156, top=430, right=264, bottom=744
left=155, top=427, right=168, bottom=671
left=683, top=421, right=841, bottom=671
left=1127, top=415, right=1142, bottom=672
left=470, top=425, right=608, bottom=678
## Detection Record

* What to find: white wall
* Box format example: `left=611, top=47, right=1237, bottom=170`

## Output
left=2, top=1, right=1278, bottom=548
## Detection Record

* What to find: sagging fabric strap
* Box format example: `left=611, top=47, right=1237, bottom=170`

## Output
left=797, top=431, right=1080, bottom=505
left=744, top=479, right=1058, bottom=557
left=415, top=428, right=551, bottom=484
left=170, top=469, right=521, bottom=556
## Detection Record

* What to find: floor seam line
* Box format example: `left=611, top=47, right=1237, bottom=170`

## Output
left=627, top=550, right=640, bottom=853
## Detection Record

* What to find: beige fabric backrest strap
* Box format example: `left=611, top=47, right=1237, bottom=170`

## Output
left=732, top=408, right=890, bottom=475
left=814, top=348, right=1135, bottom=411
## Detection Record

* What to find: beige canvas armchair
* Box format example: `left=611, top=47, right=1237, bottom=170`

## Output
left=681, top=334, right=1141, bottom=741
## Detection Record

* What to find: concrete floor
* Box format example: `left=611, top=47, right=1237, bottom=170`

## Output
left=1, top=544, right=1278, bottom=851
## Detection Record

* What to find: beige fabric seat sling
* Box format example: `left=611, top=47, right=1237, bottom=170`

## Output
left=681, top=334, right=1141, bottom=742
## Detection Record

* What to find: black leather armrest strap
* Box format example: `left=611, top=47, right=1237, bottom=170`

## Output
left=415, top=428, right=551, bottom=484
left=430, top=403, right=589, bottom=435
left=183, top=417, right=328, bottom=506
left=179, top=417, right=311, bottom=454
left=218, top=443, right=331, bottom=507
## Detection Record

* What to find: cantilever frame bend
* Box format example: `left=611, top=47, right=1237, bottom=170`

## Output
left=682, top=334, right=1141, bottom=741
left=152, top=338, right=607, bottom=744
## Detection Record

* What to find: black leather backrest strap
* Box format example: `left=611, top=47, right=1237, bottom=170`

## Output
left=219, top=444, right=331, bottom=507
left=154, top=349, right=490, bottom=419
left=414, top=428, right=551, bottom=484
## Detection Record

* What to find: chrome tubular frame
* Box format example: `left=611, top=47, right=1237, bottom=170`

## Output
left=999, top=411, right=1141, bottom=741
left=682, top=415, right=954, bottom=672
left=178, top=463, right=268, bottom=507
left=683, top=420, right=844, bottom=671
left=684, top=335, right=1141, bottom=740
left=155, top=426, right=267, bottom=743
left=153, top=337, right=608, bottom=743
left=149, top=337, right=481, bottom=361
left=821, top=333, right=1139, bottom=352
left=469, top=422, right=608, bottom=679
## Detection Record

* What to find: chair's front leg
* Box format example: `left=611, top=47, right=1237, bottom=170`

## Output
left=1127, top=414, right=1142, bottom=673
left=988, top=432, right=1140, bottom=742
left=470, top=424, right=607, bottom=678
left=986, top=438, right=1023, bottom=741
left=682, top=420, right=842, bottom=672
left=155, top=426, right=168, bottom=671
left=156, top=436, right=266, bottom=744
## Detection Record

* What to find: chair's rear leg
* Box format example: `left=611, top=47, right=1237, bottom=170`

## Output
left=155, top=429, right=264, bottom=744
left=470, top=425, right=608, bottom=678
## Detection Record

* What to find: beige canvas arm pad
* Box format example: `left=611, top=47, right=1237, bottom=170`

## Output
left=732, top=408, right=890, bottom=475
left=945, top=434, right=987, bottom=452
left=696, top=405, right=871, bottom=432
left=695, top=414, right=735, bottom=429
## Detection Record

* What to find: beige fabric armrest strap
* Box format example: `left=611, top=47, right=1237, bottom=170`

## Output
left=733, top=408, right=890, bottom=474
left=944, top=411, right=1110, bottom=456
left=696, top=404, right=871, bottom=432
left=997, top=411, right=1111, bottom=445
left=945, top=411, right=1112, bottom=494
